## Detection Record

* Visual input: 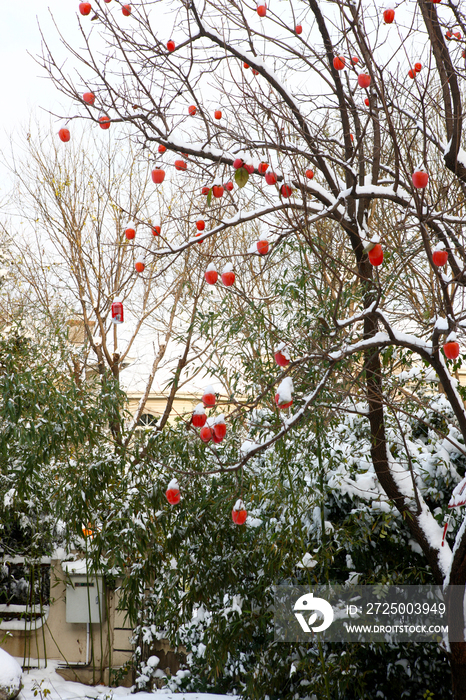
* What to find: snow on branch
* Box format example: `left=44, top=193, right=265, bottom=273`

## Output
left=387, top=448, right=452, bottom=577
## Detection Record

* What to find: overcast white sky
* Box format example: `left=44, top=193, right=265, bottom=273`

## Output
left=1, top=2, right=80, bottom=144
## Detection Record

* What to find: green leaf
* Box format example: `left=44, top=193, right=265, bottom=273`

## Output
left=235, top=167, right=249, bottom=189
left=206, top=188, right=212, bottom=206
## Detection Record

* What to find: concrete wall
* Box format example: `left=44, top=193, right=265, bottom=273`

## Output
left=0, top=560, right=133, bottom=686
left=126, top=392, right=203, bottom=424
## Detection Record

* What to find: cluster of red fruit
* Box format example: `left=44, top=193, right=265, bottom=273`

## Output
left=151, top=145, right=214, bottom=187
left=186, top=104, right=222, bottom=120
left=333, top=56, right=359, bottom=70
left=191, top=388, right=227, bottom=444
left=204, top=263, right=235, bottom=286
left=200, top=182, right=234, bottom=196
left=254, top=4, right=304, bottom=40
left=58, top=91, right=111, bottom=142
left=367, top=240, right=458, bottom=358
left=78, top=2, right=131, bottom=16
left=124, top=222, right=160, bottom=241
left=122, top=219, right=161, bottom=272
left=149, top=153, right=300, bottom=210
left=445, top=30, right=462, bottom=41
left=233, top=158, right=295, bottom=197
left=233, top=158, right=276, bottom=184
left=254, top=1, right=305, bottom=41
left=333, top=52, right=424, bottom=91
left=332, top=55, right=371, bottom=89
left=165, top=479, right=248, bottom=524
left=408, top=63, right=423, bottom=79
left=243, top=63, right=259, bottom=75
left=367, top=170, right=430, bottom=268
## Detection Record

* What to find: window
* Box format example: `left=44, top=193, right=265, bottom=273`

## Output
left=0, top=557, right=50, bottom=630
left=137, top=413, right=159, bottom=428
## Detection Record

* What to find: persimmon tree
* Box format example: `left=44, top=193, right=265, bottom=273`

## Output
left=38, top=0, right=466, bottom=695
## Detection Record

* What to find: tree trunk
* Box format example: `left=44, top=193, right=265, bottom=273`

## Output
left=448, top=534, right=466, bottom=698
left=450, top=646, right=466, bottom=700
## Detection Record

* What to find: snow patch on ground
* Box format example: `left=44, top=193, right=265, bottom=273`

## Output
left=16, top=659, right=232, bottom=700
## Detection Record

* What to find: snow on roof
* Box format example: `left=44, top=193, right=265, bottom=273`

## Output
left=61, top=560, right=96, bottom=576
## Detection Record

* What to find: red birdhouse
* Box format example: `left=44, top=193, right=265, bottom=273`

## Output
left=111, top=298, right=124, bottom=324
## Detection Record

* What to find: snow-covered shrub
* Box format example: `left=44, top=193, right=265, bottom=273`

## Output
left=0, top=649, right=22, bottom=700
